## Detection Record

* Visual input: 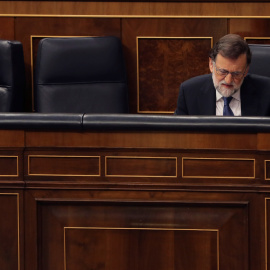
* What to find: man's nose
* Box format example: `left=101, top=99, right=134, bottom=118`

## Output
left=224, top=73, right=233, bottom=84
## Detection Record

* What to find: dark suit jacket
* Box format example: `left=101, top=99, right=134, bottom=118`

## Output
left=175, top=73, right=270, bottom=116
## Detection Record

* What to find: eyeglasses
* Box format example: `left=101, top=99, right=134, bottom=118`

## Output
left=213, top=61, right=247, bottom=80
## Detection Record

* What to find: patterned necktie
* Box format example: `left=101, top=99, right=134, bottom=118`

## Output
left=223, top=96, right=234, bottom=116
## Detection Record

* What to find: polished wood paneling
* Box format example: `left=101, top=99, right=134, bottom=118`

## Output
left=182, top=157, right=255, bottom=179
left=0, top=2, right=270, bottom=16
left=230, top=19, right=270, bottom=38
left=0, top=130, right=24, bottom=147
left=23, top=147, right=264, bottom=185
left=106, top=156, right=177, bottom=177
left=0, top=156, right=19, bottom=177
left=28, top=155, right=100, bottom=177
left=0, top=151, right=24, bottom=183
left=0, top=128, right=269, bottom=270
left=24, top=149, right=263, bottom=185
left=257, top=133, right=270, bottom=150
left=137, top=37, right=211, bottom=113
left=0, top=3, right=270, bottom=268
left=122, top=18, right=227, bottom=113
left=35, top=199, right=248, bottom=270
left=0, top=17, right=15, bottom=40
left=0, top=193, right=20, bottom=270
left=25, top=131, right=257, bottom=150
left=65, top=228, right=218, bottom=270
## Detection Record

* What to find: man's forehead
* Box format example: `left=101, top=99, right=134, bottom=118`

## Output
left=215, top=53, right=247, bottom=68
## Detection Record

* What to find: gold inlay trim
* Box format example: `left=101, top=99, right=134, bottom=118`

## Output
left=136, top=36, right=213, bottom=114
left=0, top=156, right=19, bottom=177
left=64, top=226, right=219, bottom=270
left=182, top=157, right=255, bottom=179
left=265, top=160, right=270, bottom=180
left=105, top=156, right=177, bottom=178
left=28, top=155, right=100, bottom=176
left=245, top=37, right=270, bottom=41
left=0, top=193, right=20, bottom=270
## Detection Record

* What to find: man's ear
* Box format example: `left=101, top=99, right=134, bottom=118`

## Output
left=209, top=57, right=214, bottom=73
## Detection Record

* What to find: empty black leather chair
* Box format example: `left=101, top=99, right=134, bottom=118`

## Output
left=34, top=36, right=129, bottom=113
left=248, top=44, right=270, bottom=77
left=0, top=40, right=25, bottom=112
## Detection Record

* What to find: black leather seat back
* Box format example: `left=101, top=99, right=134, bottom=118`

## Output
left=0, top=40, right=25, bottom=112
left=34, top=36, right=129, bottom=113
left=248, top=44, right=270, bottom=77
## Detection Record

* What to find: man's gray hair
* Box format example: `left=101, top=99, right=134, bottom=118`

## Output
left=209, top=34, right=252, bottom=65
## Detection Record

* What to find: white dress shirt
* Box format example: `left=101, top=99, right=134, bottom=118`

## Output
left=216, top=89, right=241, bottom=116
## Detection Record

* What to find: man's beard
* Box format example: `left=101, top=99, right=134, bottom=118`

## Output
left=212, top=73, right=243, bottom=97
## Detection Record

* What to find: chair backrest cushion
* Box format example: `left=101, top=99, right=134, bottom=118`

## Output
left=248, top=44, right=270, bottom=78
left=34, top=36, right=129, bottom=113
left=0, top=40, right=25, bottom=112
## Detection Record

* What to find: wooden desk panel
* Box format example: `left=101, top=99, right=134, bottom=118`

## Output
left=0, top=129, right=270, bottom=270
left=24, top=190, right=251, bottom=270
left=0, top=130, right=24, bottom=147
left=25, top=130, right=258, bottom=150
left=0, top=192, right=22, bottom=270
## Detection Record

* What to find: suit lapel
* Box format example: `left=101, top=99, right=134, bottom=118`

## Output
left=196, top=74, right=259, bottom=116
left=197, top=76, right=216, bottom=115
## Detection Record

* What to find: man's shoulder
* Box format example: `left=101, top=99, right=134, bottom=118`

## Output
left=242, top=73, right=270, bottom=101
left=245, top=73, right=270, bottom=84
left=183, top=74, right=212, bottom=85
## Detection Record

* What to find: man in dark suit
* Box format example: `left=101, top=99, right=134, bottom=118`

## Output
left=175, top=34, right=270, bottom=116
